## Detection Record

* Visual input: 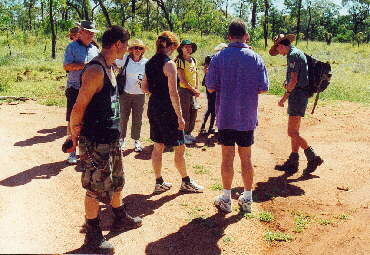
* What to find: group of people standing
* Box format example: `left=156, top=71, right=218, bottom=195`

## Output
left=63, top=19, right=323, bottom=253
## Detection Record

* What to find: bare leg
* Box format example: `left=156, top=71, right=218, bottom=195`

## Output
left=174, top=144, right=187, bottom=178
left=221, top=145, right=235, bottom=189
left=152, top=142, right=165, bottom=178
left=288, top=116, right=309, bottom=152
left=85, top=192, right=100, bottom=219
left=110, top=191, right=122, bottom=208
left=238, top=146, right=254, bottom=190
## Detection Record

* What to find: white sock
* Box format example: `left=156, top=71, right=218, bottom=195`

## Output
left=243, top=190, right=252, bottom=201
left=222, top=189, right=231, bottom=201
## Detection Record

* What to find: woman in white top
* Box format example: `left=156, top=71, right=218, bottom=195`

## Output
left=116, top=39, right=148, bottom=152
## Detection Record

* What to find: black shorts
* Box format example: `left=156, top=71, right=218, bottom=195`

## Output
left=147, top=106, right=185, bottom=147
left=288, top=88, right=309, bottom=117
left=218, top=129, right=254, bottom=147
left=65, top=87, right=79, bottom=121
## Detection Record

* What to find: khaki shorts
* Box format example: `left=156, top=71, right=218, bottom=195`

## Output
left=79, top=136, right=125, bottom=204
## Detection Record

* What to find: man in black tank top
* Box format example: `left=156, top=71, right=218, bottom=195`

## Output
left=141, top=32, right=204, bottom=194
left=68, top=26, right=142, bottom=253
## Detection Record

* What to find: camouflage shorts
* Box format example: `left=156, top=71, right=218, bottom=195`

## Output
left=79, top=136, right=125, bottom=204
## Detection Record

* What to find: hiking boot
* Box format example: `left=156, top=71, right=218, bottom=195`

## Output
left=214, top=195, right=232, bottom=213
left=275, top=153, right=299, bottom=174
left=67, top=152, right=78, bottom=164
left=238, top=195, right=252, bottom=213
left=111, top=205, right=143, bottom=232
left=83, top=220, right=114, bottom=254
left=303, top=156, right=323, bottom=175
left=180, top=179, right=204, bottom=193
left=134, top=140, right=143, bottom=152
left=154, top=182, right=172, bottom=194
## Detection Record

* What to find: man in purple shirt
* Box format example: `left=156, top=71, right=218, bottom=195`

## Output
left=206, top=19, right=269, bottom=213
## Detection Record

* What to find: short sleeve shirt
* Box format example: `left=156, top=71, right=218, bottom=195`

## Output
left=116, top=56, right=148, bottom=94
left=63, top=40, right=99, bottom=90
left=175, top=57, right=197, bottom=89
left=286, top=47, right=308, bottom=88
left=206, top=42, right=269, bottom=131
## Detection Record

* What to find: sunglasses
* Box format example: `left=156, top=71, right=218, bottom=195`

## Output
left=132, top=46, right=144, bottom=50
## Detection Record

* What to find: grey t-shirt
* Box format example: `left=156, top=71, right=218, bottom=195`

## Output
left=286, top=46, right=308, bottom=89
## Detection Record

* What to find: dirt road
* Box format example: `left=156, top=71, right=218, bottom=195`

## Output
left=0, top=95, right=369, bottom=254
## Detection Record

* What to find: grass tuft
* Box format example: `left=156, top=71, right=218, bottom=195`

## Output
left=264, top=231, right=293, bottom=242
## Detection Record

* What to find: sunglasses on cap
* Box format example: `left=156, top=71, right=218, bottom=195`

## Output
left=132, top=46, right=144, bottom=50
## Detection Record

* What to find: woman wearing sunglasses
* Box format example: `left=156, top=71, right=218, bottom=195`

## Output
left=115, top=39, right=148, bottom=152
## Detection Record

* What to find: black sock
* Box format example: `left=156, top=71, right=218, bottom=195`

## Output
left=156, top=176, right=164, bottom=184
left=112, top=206, right=123, bottom=217
left=182, top=176, right=190, bottom=183
left=289, top=152, right=299, bottom=160
left=86, top=217, right=99, bottom=227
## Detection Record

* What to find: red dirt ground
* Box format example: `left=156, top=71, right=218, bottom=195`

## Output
left=0, top=94, right=369, bottom=255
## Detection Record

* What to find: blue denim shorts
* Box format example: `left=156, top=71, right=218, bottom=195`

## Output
left=288, top=89, right=309, bottom=117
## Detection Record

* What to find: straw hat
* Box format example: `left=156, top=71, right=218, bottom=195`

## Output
left=128, top=39, right=148, bottom=51
left=269, top=34, right=296, bottom=56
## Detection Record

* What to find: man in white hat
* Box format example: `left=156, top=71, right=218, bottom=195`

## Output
left=63, top=20, right=100, bottom=164
left=270, top=34, right=323, bottom=175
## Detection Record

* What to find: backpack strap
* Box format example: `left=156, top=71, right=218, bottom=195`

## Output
left=119, top=55, right=131, bottom=76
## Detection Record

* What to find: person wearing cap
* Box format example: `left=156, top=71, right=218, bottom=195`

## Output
left=175, top=39, right=200, bottom=144
left=269, top=34, right=323, bottom=175
left=63, top=20, right=100, bottom=164
left=115, top=39, right=148, bottom=152
left=141, top=31, right=204, bottom=194
left=69, top=25, right=142, bottom=253
left=206, top=19, right=269, bottom=214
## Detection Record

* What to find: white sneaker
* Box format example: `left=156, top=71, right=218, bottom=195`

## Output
left=184, top=136, right=194, bottom=145
left=119, top=138, right=126, bottom=150
left=67, top=152, right=78, bottom=164
left=154, top=182, right=172, bottom=194
left=214, top=195, right=232, bottom=213
left=134, top=140, right=143, bottom=152
left=180, top=179, right=204, bottom=193
left=238, top=195, right=252, bottom=213
left=185, top=134, right=196, bottom=141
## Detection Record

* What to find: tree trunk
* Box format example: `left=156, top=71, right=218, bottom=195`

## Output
left=49, top=0, right=56, bottom=59
left=97, top=0, right=112, bottom=26
left=225, top=0, right=229, bottom=18
left=263, top=0, right=269, bottom=48
left=251, top=1, right=257, bottom=29
left=145, top=0, right=150, bottom=30
left=131, top=0, right=137, bottom=35
left=66, top=1, right=83, bottom=19
left=154, top=0, right=174, bottom=31
left=306, top=1, right=312, bottom=46
left=41, top=1, right=44, bottom=21
left=28, top=1, right=33, bottom=30
left=296, top=0, right=302, bottom=45
left=82, top=0, right=90, bottom=20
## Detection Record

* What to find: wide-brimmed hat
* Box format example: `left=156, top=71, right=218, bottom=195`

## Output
left=269, top=34, right=296, bottom=56
left=177, top=39, right=197, bottom=54
left=76, top=20, right=100, bottom=33
left=128, top=39, right=148, bottom=51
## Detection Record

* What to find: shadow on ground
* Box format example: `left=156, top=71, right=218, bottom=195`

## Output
left=14, top=126, right=66, bottom=147
left=145, top=212, right=243, bottom=255
left=0, top=160, right=69, bottom=187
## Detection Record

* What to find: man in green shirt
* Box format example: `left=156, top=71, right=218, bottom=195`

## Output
left=269, top=34, right=323, bottom=175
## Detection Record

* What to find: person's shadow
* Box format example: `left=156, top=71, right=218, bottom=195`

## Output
left=65, top=192, right=187, bottom=254
left=145, top=212, right=244, bottom=255
left=14, top=126, right=66, bottom=147
left=249, top=171, right=315, bottom=202
left=0, top=160, right=69, bottom=187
